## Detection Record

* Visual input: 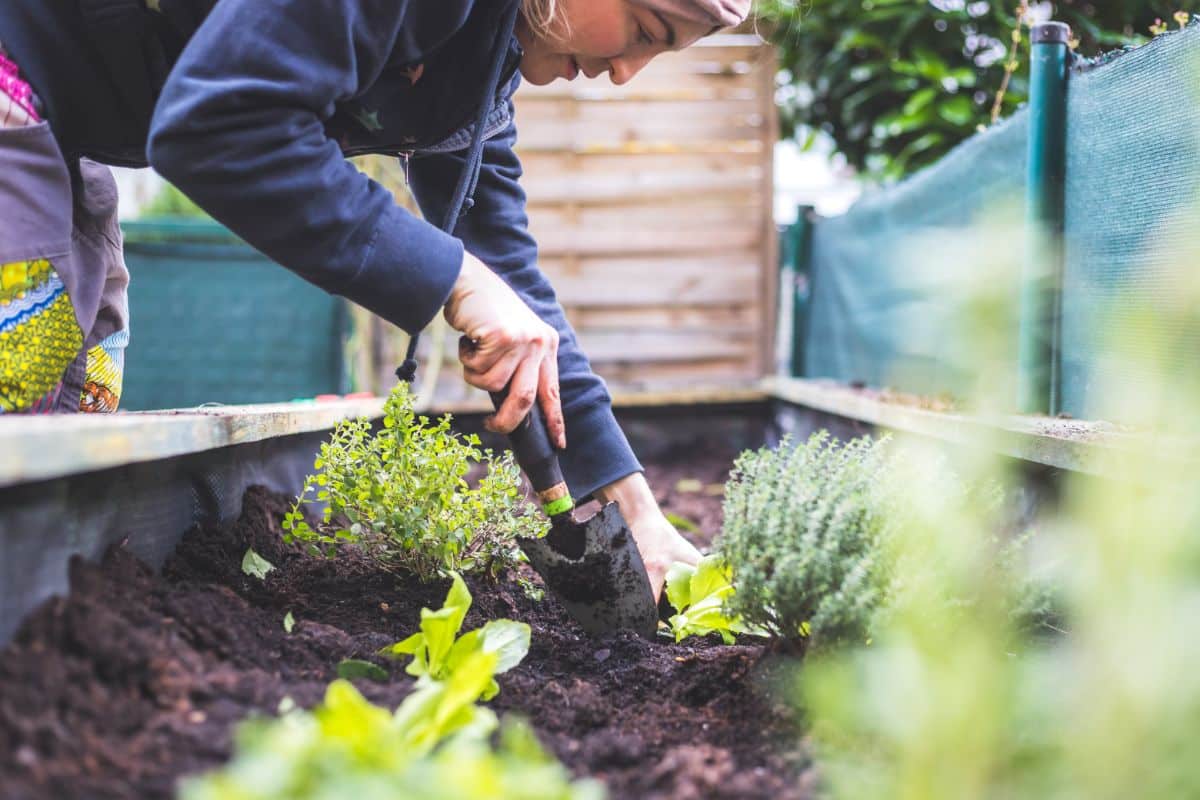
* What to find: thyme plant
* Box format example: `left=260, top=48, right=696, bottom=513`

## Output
left=283, top=383, right=547, bottom=581
left=719, top=432, right=898, bottom=648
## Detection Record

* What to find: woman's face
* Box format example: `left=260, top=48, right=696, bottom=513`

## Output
left=517, top=0, right=713, bottom=86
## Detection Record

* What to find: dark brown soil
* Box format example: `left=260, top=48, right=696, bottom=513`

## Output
left=0, top=453, right=809, bottom=799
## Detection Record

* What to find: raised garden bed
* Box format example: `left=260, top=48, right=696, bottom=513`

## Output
left=0, top=437, right=810, bottom=800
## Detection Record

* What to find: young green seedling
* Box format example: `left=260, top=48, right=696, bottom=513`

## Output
left=382, top=572, right=530, bottom=701
left=664, top=555, right=766, bottom=644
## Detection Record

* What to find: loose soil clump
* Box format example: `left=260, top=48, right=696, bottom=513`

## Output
left=0, top=452, right=808, bottom=799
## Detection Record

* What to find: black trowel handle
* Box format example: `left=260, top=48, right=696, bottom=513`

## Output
left=489, top=391, right=575, bottom=517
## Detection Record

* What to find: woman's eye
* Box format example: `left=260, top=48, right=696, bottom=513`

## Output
left=638, top=26, right=654, bottom=46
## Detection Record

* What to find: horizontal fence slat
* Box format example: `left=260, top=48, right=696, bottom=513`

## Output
left=519, top=151, right=764, bottom=175
left=520, top=172, right=763, bottom=205
left=569, top=305, right=759, bottom=333
left=542, top=255, right=762, bottom=306
left=534, top=228, right=761, bottom=256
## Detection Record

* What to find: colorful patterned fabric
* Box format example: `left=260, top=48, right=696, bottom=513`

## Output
left=0, top=259, right=84, bottom=413
left=0, top=46, right=40, bottom=126
left=80, top=329, right=127, bottom=412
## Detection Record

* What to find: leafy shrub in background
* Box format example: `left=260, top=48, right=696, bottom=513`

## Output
left=180, top=677, right=603, bottom=800
left=720, top=432, right=898, bottom=647
left=758, top=0, right=1200, bottom=180
left=138, top=183, right=210, bottom=219
left=284, top=383, right=547, bottom=581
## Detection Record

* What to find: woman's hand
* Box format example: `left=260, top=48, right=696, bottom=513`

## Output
left=443, top=252, right=566, bottom=448
left=595, top=472, right=702, bottom=600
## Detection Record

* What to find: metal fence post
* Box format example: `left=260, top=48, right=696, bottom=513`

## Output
left=782, top=205, right=815, bottom=378
left=1018, top=21, right=1071, bottom=414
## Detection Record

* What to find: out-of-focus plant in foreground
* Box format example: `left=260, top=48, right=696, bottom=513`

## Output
left=179, top=677, right=603, bottom=800
left=798, top=209, right=1200, bottom=798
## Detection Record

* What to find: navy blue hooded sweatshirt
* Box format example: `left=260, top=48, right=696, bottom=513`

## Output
left=0, top=0, right=641, bottom=498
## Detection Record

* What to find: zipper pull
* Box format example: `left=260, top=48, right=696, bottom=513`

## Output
left=399, top=151, right=413, bottom=185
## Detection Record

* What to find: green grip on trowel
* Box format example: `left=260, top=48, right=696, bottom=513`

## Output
left=543, top=494, right=575, bottom=517
left=489, top=390, right=573, bottom=519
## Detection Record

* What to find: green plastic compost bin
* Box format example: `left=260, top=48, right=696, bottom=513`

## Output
left=120, top=219, right=349, bottom=411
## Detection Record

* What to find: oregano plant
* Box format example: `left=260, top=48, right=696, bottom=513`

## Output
left=283, top=383, right=547, bottom=582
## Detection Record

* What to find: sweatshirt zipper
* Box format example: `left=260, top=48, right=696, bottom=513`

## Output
left=400, top=150, right=413, bottom=184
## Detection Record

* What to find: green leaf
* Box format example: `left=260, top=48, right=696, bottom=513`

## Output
left=665, top=555, right=767, bottom=644
left=689, top=556, right=733, bottom=604
left=665, top=562, right=697, bottom=613
left=902, top=87, right=937, bottom=117
left=474, top=620, right=531, bottom=674
left=336, top=659, right=389, bottom=683
left=665, top=512, right=700, bottom=533
left=283, top=611, right=295, bottom=633
left=419, top=573, right=473, bottom=675
left=241, top=547, right=275, bottom=580
left=936, top=95, right=976, bottom=126
left=393, top=649, right=500, bottom=755
left=285, top=382, right=548, bottom=583
left=383, top=571, right=529, bottom=701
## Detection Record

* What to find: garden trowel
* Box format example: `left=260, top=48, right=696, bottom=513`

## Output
left=491, top=392, right=659, bottom=639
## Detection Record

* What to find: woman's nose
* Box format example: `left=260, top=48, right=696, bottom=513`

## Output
left=608, top=53, right=654, bottom=85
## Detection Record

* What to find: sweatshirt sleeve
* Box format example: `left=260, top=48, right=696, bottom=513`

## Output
left=407, top=111, right=643, bottom=500
left=146, top=0, right=466, bottom=335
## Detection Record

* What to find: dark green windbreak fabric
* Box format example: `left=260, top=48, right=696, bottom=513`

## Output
left=803, top=111, right=1028, bottom=397
left=121, top=221, right=350, bottom=410
left=1058, top=25, right=1200, bottom=418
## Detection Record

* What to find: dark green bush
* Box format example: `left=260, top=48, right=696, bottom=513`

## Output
left=759, top=1, right=1200, bottom=180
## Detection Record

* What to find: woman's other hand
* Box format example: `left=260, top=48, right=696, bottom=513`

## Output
left=595, top=472, right=703, bottom=601
left=444, top=252, right=566, bottom=448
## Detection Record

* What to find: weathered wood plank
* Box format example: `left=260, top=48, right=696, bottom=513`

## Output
left=0, top=399, right=385, bottom=488
left=521, top=171, right=762, bottom=205
left=534, top=228, right=761, bottom=256
left=542, top=255, right=762, bottom=306
left=764, top=376, right=1200, bottom=481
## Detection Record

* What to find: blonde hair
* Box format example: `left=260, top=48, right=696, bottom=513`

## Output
left=520, top=0, right=561, bottom=36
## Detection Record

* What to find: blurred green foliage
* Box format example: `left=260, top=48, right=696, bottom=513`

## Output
left=138, top=182, right=209, bottom=218
left=759, top=0, right=1200, bottom=179
left=181, top=679, right=604, bottom=800
left=794, top=201, right=1200, bottom=798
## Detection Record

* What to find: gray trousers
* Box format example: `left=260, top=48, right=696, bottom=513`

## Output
left=0, top=119, right=130, bottom=413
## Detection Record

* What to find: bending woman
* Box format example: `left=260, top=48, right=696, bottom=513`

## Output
left=0, top=0, right=751, bottom=594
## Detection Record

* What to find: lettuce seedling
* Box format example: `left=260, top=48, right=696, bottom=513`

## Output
left=180, top=676, right=602, bottom=800
left=383, top=572, right=530, bottom=701
left=664, top=555, right=766, bottom=644
left=241, top=547, right=275, bottom=580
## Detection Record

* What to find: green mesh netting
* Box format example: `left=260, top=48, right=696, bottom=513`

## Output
left=802, top=111, right=1028, bottom=397
left=1058, top=25, right=1200, bottom=418
left=121, top=221, right=350, bottom=410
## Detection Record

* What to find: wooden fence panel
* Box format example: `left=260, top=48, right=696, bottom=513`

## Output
left=380, top=34, right=776, bottom=409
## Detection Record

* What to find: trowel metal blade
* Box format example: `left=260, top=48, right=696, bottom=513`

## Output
left=519, top=502, right=658, bottom=639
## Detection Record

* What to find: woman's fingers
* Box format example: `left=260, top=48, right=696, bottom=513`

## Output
left=488, top=353, right=541, bottom=434
left=461, top=343, right=519, bottom=394
left=538, top=344, right=566, bottom=449
left=446, top=253, right=566, bottom=446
